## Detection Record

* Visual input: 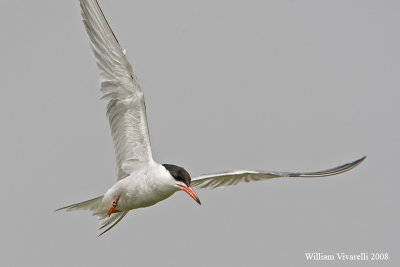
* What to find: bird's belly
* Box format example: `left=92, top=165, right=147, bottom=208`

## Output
left=103, top=169, right=177, bottom=212
left=121, top=190, right=174, bottom=210
left=109, top=179, right=174, bottom=211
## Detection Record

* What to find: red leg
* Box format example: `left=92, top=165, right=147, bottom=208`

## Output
left=108, top=196, right=120, bottom=216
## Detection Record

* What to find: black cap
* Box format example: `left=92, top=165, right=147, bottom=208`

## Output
left=162, top=164, right=191, bottom=187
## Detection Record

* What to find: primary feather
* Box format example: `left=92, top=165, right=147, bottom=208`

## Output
left=191, top=156, right=366, bottom=189
left=80, top=0, right=153, bottom=180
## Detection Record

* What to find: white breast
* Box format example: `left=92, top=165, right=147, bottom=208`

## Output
left=103, top=162, right=177, bottom=211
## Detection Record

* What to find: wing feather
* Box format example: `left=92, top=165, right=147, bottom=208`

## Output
left=80, top=0, right=153, bottom=179
left=191, top=157, right=366, bottom=189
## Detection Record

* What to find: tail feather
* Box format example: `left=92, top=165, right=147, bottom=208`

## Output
left=98, top=211, right=129, bottom=236
left=56, top=196, right=129, bottom=236
left=56, top=196, right=104, bottom=213
left=99, top=212, right=121, bottom=229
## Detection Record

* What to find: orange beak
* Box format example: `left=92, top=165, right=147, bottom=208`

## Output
left=178, top=185, right=201, bottom=205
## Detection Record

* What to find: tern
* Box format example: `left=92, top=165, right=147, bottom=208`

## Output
left=57, top=0, right=366, bottom=236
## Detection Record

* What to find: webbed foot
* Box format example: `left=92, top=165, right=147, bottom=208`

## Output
left=108, top=196, right=120, bottom=216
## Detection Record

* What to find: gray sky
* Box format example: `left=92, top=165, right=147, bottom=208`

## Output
left=0, top=0, right=398, bottom=266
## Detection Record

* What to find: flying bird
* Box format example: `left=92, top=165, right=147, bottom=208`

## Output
left=57, top=0, right=365, bottom=236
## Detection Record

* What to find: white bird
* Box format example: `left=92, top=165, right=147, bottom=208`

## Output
left=57, top=0, right=366, bottom=236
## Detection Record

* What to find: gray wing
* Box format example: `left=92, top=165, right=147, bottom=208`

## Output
left=80, top=0, right=153, bottom=180
left=191, top=156, right=366, bottom=189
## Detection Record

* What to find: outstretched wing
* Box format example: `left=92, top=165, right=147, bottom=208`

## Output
left=80, top=0, right=152, bottom=179
left=191, top=156, right=366, bottom=189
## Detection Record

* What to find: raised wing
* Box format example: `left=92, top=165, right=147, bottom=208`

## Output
left=80, top=0, right=153, bottom=179
left=191, top=156, right=366, bottom=189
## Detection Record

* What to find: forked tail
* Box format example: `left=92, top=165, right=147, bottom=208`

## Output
left=56, top=196, right=104, bottom=214
left=56, top=196, right=129, bottom=236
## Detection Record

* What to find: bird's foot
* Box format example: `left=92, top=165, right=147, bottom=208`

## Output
left=108, top=196, right=120, bottom=216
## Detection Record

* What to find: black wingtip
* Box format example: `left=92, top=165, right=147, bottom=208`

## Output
left=293, top=156, right=367, bottom=178
left=349, top=155, right=367, bottom=168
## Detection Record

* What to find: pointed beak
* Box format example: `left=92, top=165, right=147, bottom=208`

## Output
left=178, top=185, right=201, bottom=205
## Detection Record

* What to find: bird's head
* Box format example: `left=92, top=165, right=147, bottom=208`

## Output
left=162, top=164, right=201, bottom=205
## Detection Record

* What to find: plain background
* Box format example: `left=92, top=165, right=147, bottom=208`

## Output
left=0, top=0, right=398, bottom=266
